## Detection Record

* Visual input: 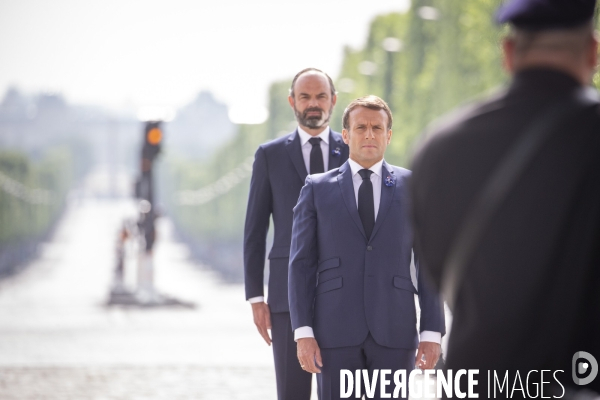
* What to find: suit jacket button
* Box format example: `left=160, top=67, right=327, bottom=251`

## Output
left=367, top=246, right=373, bottom=251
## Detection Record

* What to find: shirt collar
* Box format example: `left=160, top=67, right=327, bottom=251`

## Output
left=297, top=126, right=330, bottom=146
left=348, top=158, right=384, bottom=178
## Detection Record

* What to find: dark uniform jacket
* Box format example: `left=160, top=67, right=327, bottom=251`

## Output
left=411, top=68, right=600, bottom=394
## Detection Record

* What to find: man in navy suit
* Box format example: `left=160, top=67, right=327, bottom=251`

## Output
left=244, top=68, right=349, bottom=400
left=289, top=96, right=445, bottom=399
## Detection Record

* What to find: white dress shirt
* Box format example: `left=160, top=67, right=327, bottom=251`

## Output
left=297, top=126, right=330, bottom=173
left=248, top=126, right=331, bottom=305
left=294, top=157, right=441, bottom=345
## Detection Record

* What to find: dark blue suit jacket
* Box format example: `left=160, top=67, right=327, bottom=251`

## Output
left=244, top=129, right=348, bottom=313
left=288, top=160, right=445, bottom=349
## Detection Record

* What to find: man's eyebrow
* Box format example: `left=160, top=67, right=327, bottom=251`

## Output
left=298, top=92, right=328, bottom=96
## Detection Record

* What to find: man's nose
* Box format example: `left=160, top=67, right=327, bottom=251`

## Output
left=308, top=97, right=319, bottom=107
left=365, top=128, right=375, bottom=139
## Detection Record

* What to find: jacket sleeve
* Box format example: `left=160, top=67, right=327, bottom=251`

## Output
left=288, top=175, right=318, bottom=330
left=243, top=146, right=272, bottom=300
left=416, top=252, right=446, bottom=336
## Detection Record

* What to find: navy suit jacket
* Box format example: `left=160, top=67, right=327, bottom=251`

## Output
left=288, top=160, right=445, bottom=349
left=244, top=129, right=348, bottom=313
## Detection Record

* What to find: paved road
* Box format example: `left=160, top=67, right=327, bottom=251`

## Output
left=0, top=180, right=451, bottom=399
left=0, top=197, right=287, bottom=400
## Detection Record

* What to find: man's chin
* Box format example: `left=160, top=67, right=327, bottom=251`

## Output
left=304, top=117, right=329, bottom=130
left=305, top=122, right=325, bottom=130
left=357, top=154, right=382, bottom=165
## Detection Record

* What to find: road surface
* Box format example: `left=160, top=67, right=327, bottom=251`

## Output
left=0, top=197, right=285, bottom=400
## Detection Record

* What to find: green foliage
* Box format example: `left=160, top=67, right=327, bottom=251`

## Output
left=0, top=148, right=72, bottom=246
left=333, top=0, right=506, bottom=167
left=161, top=78, right=299, bottom=251
left=162, top=120, right=267, bottom=242
left=267, top=80, right=296, bottom=139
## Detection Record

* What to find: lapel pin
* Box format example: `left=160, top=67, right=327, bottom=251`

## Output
left=331, top=147, right=341, bottom=157
left=385, top=176, right=395, bottom=187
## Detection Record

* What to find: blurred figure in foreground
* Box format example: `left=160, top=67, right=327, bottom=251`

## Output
left=244, top=68, right=348, bottom=400
left=411, top=0, right=600, bottom=396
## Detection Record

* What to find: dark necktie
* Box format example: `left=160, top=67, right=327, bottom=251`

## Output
left=358, top=169, right=375, bottom=240
left=308, top=137, right=324, bottom=174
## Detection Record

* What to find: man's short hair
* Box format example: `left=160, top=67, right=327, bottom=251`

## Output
left=289, top=68, right=336, bottom=99
left=342, top=95, right=393, bottom=131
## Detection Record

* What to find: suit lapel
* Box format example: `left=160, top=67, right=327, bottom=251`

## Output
left=328, top=131, right=344, bottom=170
left=370, top=161, right=396, bottom=242
left=285, top=130, right=308, bottom=183
left=337, top=161, right=367, bottom=240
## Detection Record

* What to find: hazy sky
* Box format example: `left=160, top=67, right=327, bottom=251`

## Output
left=0, top=0, right=410, bottom=122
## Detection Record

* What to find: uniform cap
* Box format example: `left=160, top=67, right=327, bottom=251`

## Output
left=497, top=0, right=597, bottom=30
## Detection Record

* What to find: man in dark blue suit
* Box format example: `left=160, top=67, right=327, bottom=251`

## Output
left=244, top=68, right=349, bottom=400
left=289, top=96, right=445, bottom=399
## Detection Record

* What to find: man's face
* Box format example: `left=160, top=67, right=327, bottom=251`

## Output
left=342, top=106, right=392, bottom=168
left=288, top=73, right=336, bottom=130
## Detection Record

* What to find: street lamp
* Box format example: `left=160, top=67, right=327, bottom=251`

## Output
left=418, top=6, right=440, bottom=21
left=337, top=78, right=356, bottom=94
left=358, top=60, right=377, bottom=93
left=358, top=61, right=378, bottom=76
left=382, top=37, right=403, bottom=110
left=382, top=37, right=403, bottom=53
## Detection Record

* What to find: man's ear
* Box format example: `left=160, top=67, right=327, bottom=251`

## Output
left=332, top=94, right=337, bottom=107
left=387, top=129, right=392, bottom=144
left=342, top=128, right=350, bottom=145
left=288, top=95, right=295, bottom=109
left=502, top=37, right=516, bottom=74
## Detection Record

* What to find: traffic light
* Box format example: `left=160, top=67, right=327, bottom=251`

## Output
left=142, top=121, right=162, bottom=161
left=136, top=121, right=163, bottom=201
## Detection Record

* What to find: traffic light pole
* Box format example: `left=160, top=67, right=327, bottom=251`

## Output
left=135, top=121, right=162, bottom=304
left=106, top=119, right=194, bottom=308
